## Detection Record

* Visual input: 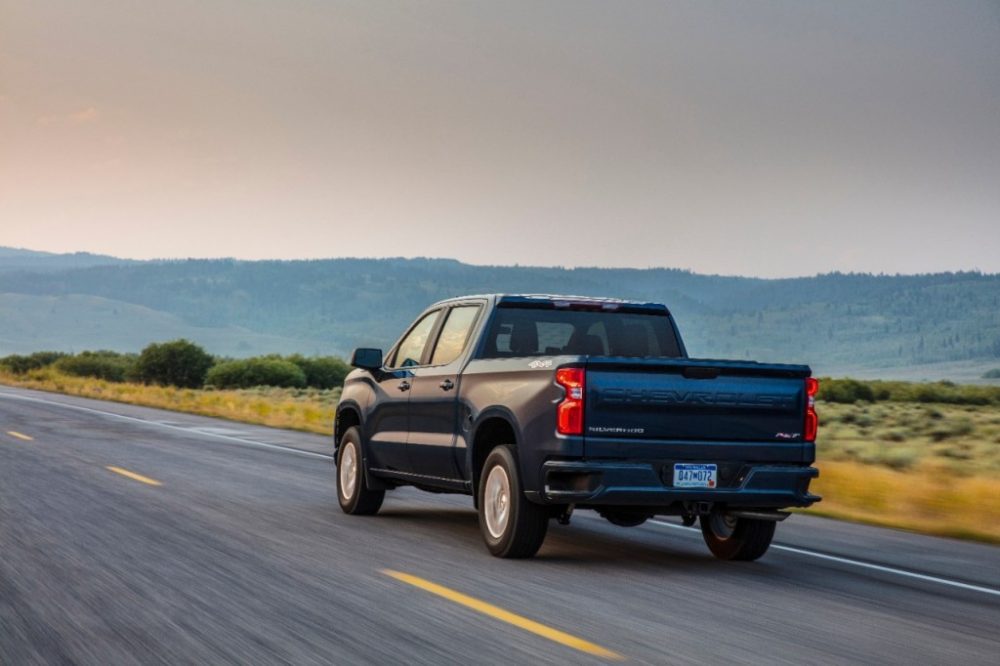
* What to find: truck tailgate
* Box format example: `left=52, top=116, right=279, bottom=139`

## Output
left=584, top=358, right=811, bottom=458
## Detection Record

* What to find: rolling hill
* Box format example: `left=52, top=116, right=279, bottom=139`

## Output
left=1, top=247, right=998, bottom=380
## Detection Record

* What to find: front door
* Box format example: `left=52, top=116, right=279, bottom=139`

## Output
left=365, top=309, right=441, bottom=471
left=406, top=304, right=482, bottom=479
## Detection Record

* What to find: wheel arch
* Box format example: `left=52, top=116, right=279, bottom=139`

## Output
left=468, top=408, right=521, bottom=497
left=335, top=402, right=364, bottom=452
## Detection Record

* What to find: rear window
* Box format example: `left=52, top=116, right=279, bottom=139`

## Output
left=480, top=307, right=681, bottom=358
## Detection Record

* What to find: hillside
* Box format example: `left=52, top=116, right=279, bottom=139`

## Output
left=0, top=293, right=323, bottom=357
left=0, top=248, right=998, bottom=378
left=0, top=247, right=134, bottom=272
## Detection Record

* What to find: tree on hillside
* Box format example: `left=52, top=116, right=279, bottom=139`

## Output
left=135, top=339, right=214, bottom=388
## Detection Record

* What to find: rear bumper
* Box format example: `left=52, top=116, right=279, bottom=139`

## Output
left=531, top=460, right=820, bottom=508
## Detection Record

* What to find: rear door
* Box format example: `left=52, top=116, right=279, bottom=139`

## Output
left=365, top=309, right=442, bottom=472
left=406, top=303, right=484, bottom=479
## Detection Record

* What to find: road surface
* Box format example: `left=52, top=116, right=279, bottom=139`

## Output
left=1, top=386, right=997, bottom=664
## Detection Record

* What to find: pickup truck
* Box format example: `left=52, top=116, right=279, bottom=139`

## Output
left=334, top=294, right=820, bottom=559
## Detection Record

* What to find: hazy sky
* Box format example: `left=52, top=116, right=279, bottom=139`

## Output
left=2, top=1, right=998, bottom=277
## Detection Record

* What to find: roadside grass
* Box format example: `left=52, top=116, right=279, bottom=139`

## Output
left=0, top=368, right=338, bottom=435
left=2, top=369, right=998, bottom=543
left=808, top=461, right=1000, bottom=544
left=809, top=401, right=1000, bottom=543
left=817, top=401, right=1000, bottom=475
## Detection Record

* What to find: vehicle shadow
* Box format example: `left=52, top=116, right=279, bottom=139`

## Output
left=374, top=507, right=486, bottom=549
left=373, top=505, right=728, bottom=572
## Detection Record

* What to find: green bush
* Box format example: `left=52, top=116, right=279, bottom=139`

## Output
left=55, top=351, right=136, bottom=382
left=286, top=355, right=351, bottom=389
left=817, top=378, right=875, bottom=403
left=983, top=368, right=1000, bottom=379
left=1, top=351, right=68, bottom=374
left=818, top=377, right=1000, bottom=406
left=135, top=339, right=214, bottom=388
left=205, top=358, right=307, bottom=389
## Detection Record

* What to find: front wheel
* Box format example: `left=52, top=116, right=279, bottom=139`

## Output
left=700, top=510, right=775, bottom=561
left=337, top=427, right=384, bottom=515
left=478, top=446, right=549, bottom=558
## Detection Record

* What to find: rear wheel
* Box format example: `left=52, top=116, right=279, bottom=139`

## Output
left=478, top=446, right=549, bottom=558
left=700, top=510, right=775, bottom=561
left=337, top=427, right=384, bottom=515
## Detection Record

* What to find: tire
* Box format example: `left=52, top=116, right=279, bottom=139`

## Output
left=477, top=446, right=549, bottom=558
left=700, top=510, right=775, bottom=561
left=336, top=427, right=384, bottom=515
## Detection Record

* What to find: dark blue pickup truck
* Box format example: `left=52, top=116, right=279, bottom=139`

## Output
left=334, top=294, right=820, bottom=559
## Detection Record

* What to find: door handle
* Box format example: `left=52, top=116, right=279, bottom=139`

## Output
left=439, top=379, right=454, bottom=391
left=397, top=380, right=411, bottom=392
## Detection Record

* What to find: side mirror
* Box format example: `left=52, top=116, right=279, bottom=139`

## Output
left=350, top=347, right=383, bottom=370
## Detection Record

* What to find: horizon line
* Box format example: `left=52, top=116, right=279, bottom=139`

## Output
left=1, top=245, right=996, bottom=281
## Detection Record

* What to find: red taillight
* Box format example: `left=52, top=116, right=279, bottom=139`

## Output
left=804, top=377, right=819, bottom=442
left=555, top=367, right=585, bottom=436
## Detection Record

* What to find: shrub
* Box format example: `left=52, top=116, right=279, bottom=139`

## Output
left=818, top=378, right=875, bottom=403
left=880, top=447, right=920, bottom=471
left=817, top=377, right=1000, bottom=406
left=135, top=339, right=214, bottom=388
left=56, top=351, right=136, bottom=382
left=983, top=368, right=1000, bottom=379
left=205, top=358, right=307, bottom=389
left=1, top=351, right=67, bottom=374
left=929, top=417, right=975, bottom=442
left=286, top=355, right=350, bottom=389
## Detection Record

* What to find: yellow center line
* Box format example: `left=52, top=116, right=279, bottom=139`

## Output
left=382, top=569, right=624, bottom=661
left=6, top=431, right=33, bottom=441
left=106, top=466, right=162, bottom=486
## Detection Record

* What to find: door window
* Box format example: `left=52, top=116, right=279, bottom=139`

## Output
left=389, top=310, right=440, bottom=368
left=430, top=305, right=481, bottom=366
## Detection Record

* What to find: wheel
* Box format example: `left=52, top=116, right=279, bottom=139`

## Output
left=700, top=510, right=775, bottom=561
left=477, top=446, right=549, bottom=558
left=336, top=427, right=384, bottom=515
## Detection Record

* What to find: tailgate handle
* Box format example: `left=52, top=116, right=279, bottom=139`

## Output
left=683, top=367, right=721, bottom=379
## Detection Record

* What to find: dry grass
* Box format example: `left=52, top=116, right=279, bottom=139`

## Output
left=808, top=461, right=1000, bottom=544
left=0, top=369, right=337, bottom=435
left=3, top=370, right=998, bottom=543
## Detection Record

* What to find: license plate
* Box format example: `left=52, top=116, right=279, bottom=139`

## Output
left=673, top=463, right=717, bottom=488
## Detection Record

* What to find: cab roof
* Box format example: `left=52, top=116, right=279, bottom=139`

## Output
left=430, top=294, right=670, bottom=314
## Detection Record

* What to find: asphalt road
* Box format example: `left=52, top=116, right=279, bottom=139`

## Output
left=1, top=386, right=998, bottom=665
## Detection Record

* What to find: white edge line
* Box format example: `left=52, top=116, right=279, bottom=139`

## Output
left=0, top=390, right=333, bottom=460
left=649, top=519, right=1000, bottom=598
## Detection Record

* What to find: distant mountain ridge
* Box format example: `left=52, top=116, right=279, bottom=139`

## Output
left=0, top=247, right=998, bottom=380
left=0, top=247, right=135, bottom=272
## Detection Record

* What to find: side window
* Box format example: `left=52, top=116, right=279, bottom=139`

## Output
left=389, top=310, right=440, bottom=369
left=431, top=306, right=481, bottom=366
